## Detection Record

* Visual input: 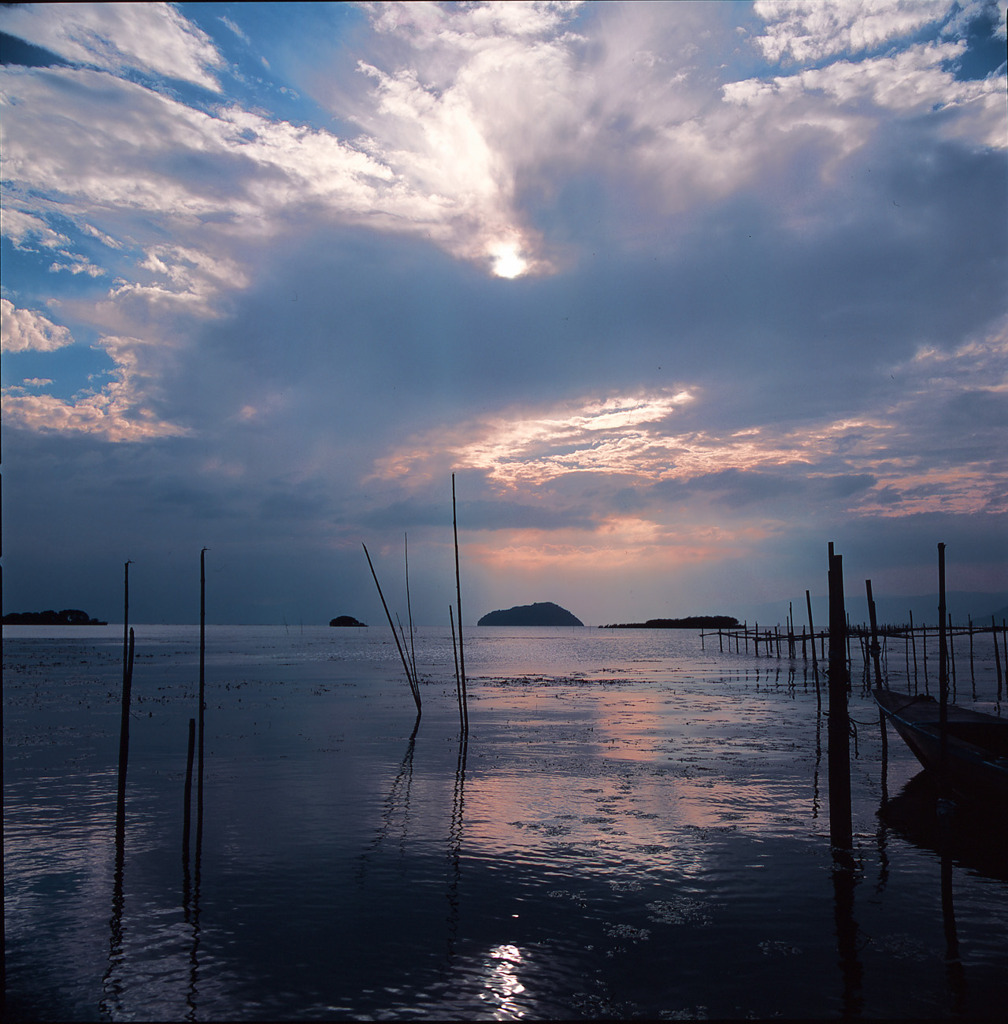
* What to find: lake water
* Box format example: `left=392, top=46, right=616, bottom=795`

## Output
left=4, top=624, right=1007, bottom=1020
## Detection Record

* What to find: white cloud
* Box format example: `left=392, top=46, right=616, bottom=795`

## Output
left=0, top=206, right=71, bottom=250
left=0, top=298, right=74, bottom=352
left=1, top=333, right=190, bottom=442
left=753, top=0, right=954, bottom=64
left=0, top=2, right=224, bottom=91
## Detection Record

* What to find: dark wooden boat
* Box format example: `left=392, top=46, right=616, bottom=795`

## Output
left=875, top=688, right=1008, bottom=805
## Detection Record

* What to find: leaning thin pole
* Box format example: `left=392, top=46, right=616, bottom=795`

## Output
left=363, top=543, right=421, bottom=714
left=453, top=474, right=468, bottom=733
left=450, top=604, right=463, bottom=731
left=404, top=533, right=419, bottom=687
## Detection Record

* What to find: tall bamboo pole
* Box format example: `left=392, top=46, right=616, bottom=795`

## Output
left=453, top=474, right=468, bottom=733
left=938, top=544, right=949, bottom=780
left=363, top=543, right=421, bottom=714
left=450, top=605, right=463, bottom=731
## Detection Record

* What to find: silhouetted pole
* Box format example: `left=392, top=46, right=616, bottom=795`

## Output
left=806, top=590, right=820, bottom=700
left=450, top=605, right=463, bottom=732
left=362, top=542, right=421, bottom=713
left=938, top=544, right=949, bottom=780
left=453, top=474, right=468, bottom=733
left=404, top=533, right=419, bottom=688
left=993, top=616, right=1003, bottom=702
left=828, top=543, right=852, bottom=855
left=865, top=580, right=882, bottom=690
left=909, top=609, right=918, bottom=691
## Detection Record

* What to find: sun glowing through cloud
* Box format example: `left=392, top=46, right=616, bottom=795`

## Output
left=489, top=241, right=528, bottom=279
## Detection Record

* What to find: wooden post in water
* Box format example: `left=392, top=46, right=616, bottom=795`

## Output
left=452, top=474, right=468, bottom=734
left=754, top=622, right=760, bottom=657
left=993, top=616, right=1003, bottom=701
left=363, top=542, right=420, bottom=713
left=404, top=533, right=419, bottom=691
left=806, top=590, right=819, bottom=693
left=922, top=619, right=929, bottom=694
left=865, top=580, right=882, bottom=690
left=827, top=543, right=852, bottom=854
left=449, top=605, right=462, bottom=732
left=948, top=613, right=956, bottom=701
left=938, top=544, right=949, bottom=781
left=909, top=610, right=918, bottom=692
left=968, top=617, right=975, bottom=695
left=744, top=621, right=748, bottom=654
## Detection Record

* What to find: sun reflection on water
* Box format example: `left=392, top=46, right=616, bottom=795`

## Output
left=481, top=943, right=526, bottom=1019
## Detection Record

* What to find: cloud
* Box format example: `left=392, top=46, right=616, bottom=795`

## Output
left=0, top=2, right=225, bottom=91
left=1, top=330, right=190, bottom=442
left=753, top=0, right=964, bottom=64
left=0, top=298, right=75, bottom=352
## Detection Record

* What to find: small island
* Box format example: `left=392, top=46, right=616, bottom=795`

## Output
left=601, top=615, right=741, bottom=629
left=329, top=615, right=367, bottom=627
left=598, top=610, right=741, bottom=626
left=478, top=602, right=584, bottom=627
left=2, top=608, right=108, bottom=625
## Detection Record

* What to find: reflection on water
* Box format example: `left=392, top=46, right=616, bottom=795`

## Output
left=4, top=625, right=1008, bottom=1019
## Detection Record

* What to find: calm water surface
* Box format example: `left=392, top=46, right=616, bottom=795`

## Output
left=4, top=624, right=1007, bottom=1019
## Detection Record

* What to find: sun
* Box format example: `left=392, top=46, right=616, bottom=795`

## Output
left=490, top=241, right=528, bottom=279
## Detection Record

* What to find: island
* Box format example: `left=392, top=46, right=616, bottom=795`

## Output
left=601, top=615, right=741, bottom=629
left=329, top=615, right=367, bottom=627
left=2, top=608, right=108, bottom=625
left=478, top=602, right=584, bottom=627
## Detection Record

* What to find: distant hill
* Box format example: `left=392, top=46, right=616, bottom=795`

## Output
left=602, top=615, right=741, bottom=629
left=478, top=602, right=584, bottom=626
left=329, top=615, right=366, bottom=627
left=2, top=608, right=107, bottom=625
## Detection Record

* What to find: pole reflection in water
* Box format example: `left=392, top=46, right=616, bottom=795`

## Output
left=941, top=852, right=966, bottom=1014
left=185, top=714, right=204, bottom=1021
left=358, top=714, right=421, bottom=880
left=99, top=809, right=127, bottom=1018
left=446, top=730, right=468, bottom=962
left=831, top=854, right=863, bottom=1018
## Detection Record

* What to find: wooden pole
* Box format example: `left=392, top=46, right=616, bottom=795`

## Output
left=827, top=543, right=852, bottom=854
left=922, top=619, right=929, bottom=694
left=948, top=613, right=956, bottom=701
left=968, top=616, right=975, bottom=695
left=865, top=580, right=882, bottom=690
left=938, top=544, right=949, bottom=780
left=449, top=605, right=463, bottom=732
left=404, top=533, right=419, bottom=688
left=993, top=616, right=1003, bottom=701
left=909, top=609, right=918, bottom=691
left=452, top=475, right=468, bottom=733
left=362, top=542, right=421, bottom=714
left=806, top=590, right=819, bottom=692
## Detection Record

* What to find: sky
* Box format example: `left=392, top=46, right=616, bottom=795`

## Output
left=1, top=0, right=1006, bottom=627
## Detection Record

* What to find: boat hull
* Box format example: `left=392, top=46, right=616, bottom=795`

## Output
left=875, top=689, right=1008, bottom=806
